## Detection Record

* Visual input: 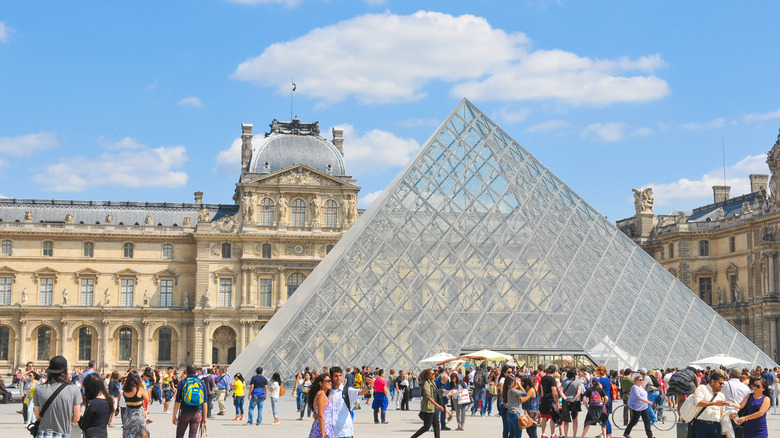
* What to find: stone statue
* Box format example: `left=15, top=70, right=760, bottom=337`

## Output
left=143, top=289, right=150, bottom=306
left=104, top=288, right=110, bottom=305
left=675, top=211, right=686, bottom=223
left=62, top=288, right=68, bottom=305
left=349, top=197, right=358, bottom=224
left=716, top=207, right=725, bottom=220
left=241, top=140, right=253, bottom=171
left=198, top=204, right=211, bottom=222
left=241, top=194, right=250, bottom=219
left=22, top=287, right=28, bottom=303
left=742, top=201, right=752, bottom=215
left=183, top=216, right=192, bottom=226
left=106, top=214, right=114, bottom=224
left=310, top=196, right=320, bottom=226
left=734, top=284, right=740, bottom=302
left=24, top=211, right=32, bottom=222
left=341, top=198, right=350, bottom=226
left=632, top=188, right=654, bottom=214
left=717, top=287, right=722, bottom=304
left=183, top=290, right=189, bottom=308
left=145, top=215, right=153, bottom=226
left=203, top=292, right=211, bottom=308
left=64, top=213, right=74, bottom=224
left=277, top=197, right=288, bottom=225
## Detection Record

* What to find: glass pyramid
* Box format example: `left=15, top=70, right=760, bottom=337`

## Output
left=229, top=99, right=776, bottom=375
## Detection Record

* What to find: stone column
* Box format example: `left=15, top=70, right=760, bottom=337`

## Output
left=19, top=320, right=29, bottom=364
left=241, top=269, right=248, bottom=306
left=141, top=321, right=151, bottom=366
left=101, top=321, right=111, bottom=371
left=202, top=320, right=211, bottom=367
left=277, top=268, right=285, bottom=307
left=771, top=316, right=778, bottom=362
left=768, top=252, right=777, bottom=296
left=177, top=321, right=189, bottom=367
left=238, top=321, right=246, bottom=355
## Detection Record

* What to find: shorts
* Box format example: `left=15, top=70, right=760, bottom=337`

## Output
left=539, top=397, right=554, bottom=418
left=561, top=400, right=581, bottom=422
left=583, top=406, right=607, bottom=427
left=164, top=389, right=173, bottom=402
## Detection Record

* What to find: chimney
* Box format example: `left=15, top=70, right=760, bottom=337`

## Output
left=750, top=174, right=769, bottom=194
left=194, top=191, right=203, bottom=205
left=332, top=127, right=344, bottom=156
left=713, top=185, right=731, bottom=204
left=241, top=123, right=253, bottom=171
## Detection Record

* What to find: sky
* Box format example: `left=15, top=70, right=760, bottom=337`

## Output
left=2, top=1, right=780, bottom=221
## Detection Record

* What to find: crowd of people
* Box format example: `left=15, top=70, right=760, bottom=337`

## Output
left=4, top=356, right=780, bottom=438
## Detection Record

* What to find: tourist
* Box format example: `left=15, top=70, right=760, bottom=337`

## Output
left=388, top=369, right=397, bottom=401
left=172, top=363, right=208, bottom=438
left=505, top=376, right=528, bottom=438
left=213, top=367, right=230, bottom=416
left=162, top=367, right=176, bottom=414
left=395, top=370, right=407, bottom=410
left=372, top=369, right=390, bottom=424
left=78, top=373, right=114, bottom=438
left=450, top=372, right=470, bottom=431
left=246, top=366, right=268, bottom=425
left=308, top=375, right=335, bottom=438
left=690, top=372, right=730, bottom=438
left=497, top=365, right=512, bottom=438
left=561, top=369, right=584, bottom=438
left=667, top=366, right=699, bottom=419
left=123, top=370, right=150, bottom=438
left=622, top=373, right=653, bottom=438
left=538, top=364, right=559, bottom=438
left=472, top=364, right=488, bottom=416
left=618, top=369, right=634, bottom=426
left=580, top=378, right=608, bottom=438
left=20, top=361, right=35, bottom=423
left=595, top=365, right=614, bottom=438
left=732, top=378, right=770, bottom=438
left=329, top=366, right=372, bottom=438
left=270, top=371, right=282, bottom=425
left=107, top=371, right=120, bottom=427
left=772, top=371, right=780, bottom=415
left=410, top=368, right=445, bottom=438
left=293, top=372, right=305, bottom=416
left=300, top=373, right=313, bottom=419
left=400, top=370, right=412, bottom=410
left=721, top=367, right=751, bottom=438
left=520, top=375, right=538, bottom=438
left=33, top=355, right=83, bottom=437
left=232, top=373, right=245, bottom=421
left=24, top=370, right=39, bottom=428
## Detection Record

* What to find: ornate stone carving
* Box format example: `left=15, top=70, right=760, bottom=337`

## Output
left=764, top=225, right=776, bottom=242
left=65, top=213, right=74, bottom=224
left=716, top=207, right=725, bottom=221
left=286, top=242, right=312, bottom=256
left=22, top=288, right=28, bottom=303
left=632, top=188, right=654, bottom=214
left=277, top=197, right=288, bottom=225
left=24, top=211, right=33, bottom=222
left=104, top=288, right=110, bottom=305
left=183, top=290, right=189, bottom=308
left=183, top=216, right=192, bottom=226
left=268, top=118, right=320, bottom=136
left=742, top=201, right=752, bottom=215
left=202, top=292, right=211, bottom=308
left=310, top=196, right=320, bottom=226
left=733, top=284, right=740, bottom=302
left=717, top=286, right=722, bottom=304
left=143, top=289, right=150, bottom=306
left=279, top=168, right=320, bottom=185
left=675, top=211, right=686, bottom=223
left=213, top=214, right=239, bottom=233
left=145, top=215, right=153, bottom=226
left=62, top=288, right=68, bottom=305
left=198, top=205, right=211, bottom=222
left=105, top=214, right=114, bottom=224
left=210, top=243, right=220, bottom=257
left=767, top=129, right=780, bottom=202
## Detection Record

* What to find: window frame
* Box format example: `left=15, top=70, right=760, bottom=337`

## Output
left=83, top=242, right=94, bottom=258
left=158, top=327, right=172, bottom=362
left=221, top=243, right=231, bottom=259
left=730, top=236, right=736, bottom=253
left=123, top=242, right=134, bottom=259
left=39, top=277, right=54, bottom=306
left=1, top=240, right=11, bottom=256
left=80, top=278, right=94, bottom=306
left=42, top=241, right=54, bottom=257
left=118, top=327, right=133, bottom=361
left=120, top=278, right=135, bottom=307
left=261, top=243, right=272, bottom=259
left=78, top=326, right=93, bottom=361
left=698, top=276, right=713, bottom=305
left=0, top=277, right=11, bottom=306
left=0, top=326, right=9, bottom=360
left=699, top=240, right=709, bottom=256
left=323, top=200, right=338, bottom=228
left=219, top=277, right=232, bottom=307
left=159, top=279, right=173, bottom=307
left=287, top=273, right=305, bottom=298
left=37, top=326, right=52, bottom=361
left=292, top=198, right=306, bottom=227
left=259, top=278, right=272, bottom=307
left=259, top=197, right=274, bottom=226
left=162, top=243, right=173, bottom=260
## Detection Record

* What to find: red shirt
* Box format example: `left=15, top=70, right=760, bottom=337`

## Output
left=374, top=377, right=387, bottom=393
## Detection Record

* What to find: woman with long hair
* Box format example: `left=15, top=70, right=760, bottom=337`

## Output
left=307, top=375, right=334, bottom=438
left=232, top=373, right=245, bottom=421
left=299, top=373, right=313, bottom=419
left=270, top=371, right=282, bottom=425
left=734, top=378, right=770, bottom=438
left=107, top=371, right=121, bottom=427
left=294, top=372, right=305, bottom=416
left=520, top=375, right=539, bottom=438
left=121, top=370, right=150, bottom=438
left=410, top=369, right=445, bottom=438
left=79, top=373, right=115, bottom=438
left=451, top=372, right=470, bottom=431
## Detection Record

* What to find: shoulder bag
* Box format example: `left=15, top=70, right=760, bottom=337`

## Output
left=27, top=383, right=68, bottom=437
left=687, top=393, right=718, bottom=438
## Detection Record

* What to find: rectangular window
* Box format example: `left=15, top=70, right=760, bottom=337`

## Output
left=121, top=279, right=134, bottom=306
left=669, top=243, right=674, bottom=259
left=80, top=278, right=94, bottom=306
left=83, top=242, right=94, bottom=257
left=40, top=278, right=53, bottom=305
left=221, top=243, right=231, bottom=259
left=43, top=241, right=53, bottom=257
left=730, top=236, right=736, bottom=253
left=160, top=279, right=173, bottom=307
left=0, top=326, right=8, bottom=360
left=163, top=244, right=173, bottom=260
left=0, top=277, right=11, bottom=305
left=123, top=243, right=134, bottom=258
left=158, top=328, right=172, bottom=361
left=1, top=240, right=11, bottom=256
left=219, top=278, right=232, bottom=307
left=699, top=240, right=709, bottom=256
left=699, top=277, right=713, bottom=305
left=259, top=278, right=272, bottom=307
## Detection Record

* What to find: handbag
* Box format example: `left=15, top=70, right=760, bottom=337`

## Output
left=199, top=422, right=208, bottom=438
left=27, top=383, right=68, bottom=437
left=517, top=412, right=535, bottom=429
left=458, top=388, right=471, bottom=405
left=279, top=384, right=286, bottom=397
left=687, top=393, right=718, bottom=438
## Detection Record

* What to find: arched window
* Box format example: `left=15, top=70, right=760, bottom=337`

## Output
left=37, top=326, right=51, bottom=361
left=287, top=273, right=305, bottom=298
left=0, top=326, right=9, bottom=360
left=123, top=243, right=134, bottom=258
left=262, top=243, right=272, bottom=258
left=119, top=328, right=133, bottom=361
left=158, top=327, right=172, bottom=362
left=78, top=327, right=92, bottom=361
left=292, top=199, right=306, bottom=227
left=324, top=200, right=338, bottom=228
left=221, top=243, right=231, bottom=259
left=259, top=198, right=274, bottom=226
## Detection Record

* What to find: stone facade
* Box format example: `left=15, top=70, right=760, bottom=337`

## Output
left=617, top=131, right=780, bottom=363
left=0, top=119, right=360, bottom=371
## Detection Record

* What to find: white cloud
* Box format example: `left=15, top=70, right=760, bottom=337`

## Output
left=359, top=189, right=384, bottom=208
left=233, top=12, right=667, bottom=106
left=744, top=108, right=780, bottom=123
left=631, top=127, right=653, bottom=136
left=523, top=119, right=570, bottom=134
left=214, top=138, right=242, bottom=175
left=0, top=22, right=14, bottom=44
left=581, top=122, right=627, bottom=142
left=177, top=96, right=203, bottom=108
left=32, top=137, right=188, bottom=191
left=0, top=132, right=61, bottom=156
left=648, top=154, right=766, bottom=208
left=494, top=107, right=531, bottom=124
left=225, top=0, right=301, bottom=6
left=233, top=11, right=528, bottom=104
left=396, top=118, right=440, bottom=128
left=338, top=124, right=420, bottom=176
left=679, top=117, right=726, bottom=131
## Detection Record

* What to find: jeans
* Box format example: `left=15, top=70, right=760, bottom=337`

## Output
left=234, top=395, right=244, bottom=416
left=410, top=411, right=441, bottom=438
left=373, top=406, right=386, bottom=423
left=472, top=387, right=487, bottom=414
left=647, top=391, right=659, bottom=422
left=296, top=388, right=306, bottom=412
left=176, top=410, right=202, bottom=438
left=207, top=393, right=214, bottom=417
left=624, top=408, right=652, bottom=438
left=500, top=404, right=511, bottom=438
left=389, top=384, right=396, bottom=399
left=271, top=397, right=279, bottom=419
left=694, top=420, right=721, bottom=438
left=248, top=396, right=265, bottom=424
left=507, top=412, right=521, bottom=438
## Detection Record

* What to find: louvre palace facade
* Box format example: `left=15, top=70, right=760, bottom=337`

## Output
left=617, top=130, right=780, bottom=363
left=0, top=119, right=360, bottom=372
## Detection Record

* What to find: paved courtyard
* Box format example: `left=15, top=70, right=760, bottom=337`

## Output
left=1, top=395, right=779, bottom=437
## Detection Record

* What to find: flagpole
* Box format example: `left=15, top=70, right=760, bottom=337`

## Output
left=291, top=78, right=294, bottom=120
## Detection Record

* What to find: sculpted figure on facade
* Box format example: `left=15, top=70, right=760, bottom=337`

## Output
left=106, top=214, right=114, bottom=224
left=742, top=201, right=752, bottom=215
left=143, top=289, right=150, bottom=306
left=717, top=286, right=722, bottom=304
left=341, top=197, right=350, bottom=226
left=310, top=196, right=320, bottom=226
left=183, top=290, right=189, bottom=308
left=675, top=211, right=686, bottom=223
left=349, top=197, right=358, bottom=224
left=22, top=287, right=28, bottom=303
left=716, top=207, right=725, bottom=221
left=277, top=196, right=288, bottom=225
left=62, top=288, right=68, bottom=305
left=632, top=187, right=654, bottom=214
left=203, top=291, right=211, bottom=308
left=198, top=204, right=211, bottom=222
left=734, top=284, right=740, bottom=302
left=65, top=213, right=74, bottom=224
left=145, top=215, right=154, bottom=226
left=183, top=216, right=192, bottom=226
left=767, top=130, right=780, bottom=203
left=24, top=211, right=32, bottom=222
left=104, top=288, right=110, bottom=305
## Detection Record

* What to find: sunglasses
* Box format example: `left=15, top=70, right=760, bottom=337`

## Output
left=323, top=379, right=331, bottom=383
left=752, top=384, right=763, bottom=389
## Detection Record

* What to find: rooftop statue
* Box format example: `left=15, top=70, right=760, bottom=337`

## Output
left=632, top=187, right=654, bottom=214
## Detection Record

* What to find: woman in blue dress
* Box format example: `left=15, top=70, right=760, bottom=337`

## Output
left=733, top=378, right=770, bottom=438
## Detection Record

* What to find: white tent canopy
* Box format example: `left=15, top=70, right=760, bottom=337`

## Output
left=419, top=352, right=456, bottom=363
left=690, top=354, right=750, bottom=369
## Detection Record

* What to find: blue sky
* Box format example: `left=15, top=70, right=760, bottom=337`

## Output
left=2, top=1, right=780, bottom=221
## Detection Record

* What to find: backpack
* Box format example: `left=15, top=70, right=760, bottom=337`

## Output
left=182, top=376, right=205, bottom=406
left=474, top=370, right=485, bottom=388
left=668, top=368, right=697, bottom=396
left=649, top=374, right=661, bottom=389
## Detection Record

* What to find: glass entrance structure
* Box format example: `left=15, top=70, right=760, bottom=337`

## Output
left=229, top=99, right=776, bottom=378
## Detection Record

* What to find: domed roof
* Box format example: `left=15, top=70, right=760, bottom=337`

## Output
left=248, top=119, right=346, bottom=176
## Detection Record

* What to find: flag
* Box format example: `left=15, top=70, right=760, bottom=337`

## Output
left=292, top=82, right=298, bottom=94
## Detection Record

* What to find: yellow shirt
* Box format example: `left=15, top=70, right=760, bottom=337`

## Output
left=354, top=373, right=363, bottom=388
left=234, top=380, right=245, bottom=397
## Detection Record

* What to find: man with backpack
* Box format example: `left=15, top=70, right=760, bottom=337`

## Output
left=471, top=364, right=488, bottom=416
left=172, top=363, right=207, bottom=438
left=329, top=366, right=373, bottom=438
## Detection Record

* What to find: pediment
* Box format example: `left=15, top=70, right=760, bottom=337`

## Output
left=34, top=267, right=59, bottom=275
left=0, top=266, right=18, bottom=281
left=115, top=268, right=140, bottom=277
left=154, top=269, right=179, bottom=285
left=246, top=164, right=353, bottom=188
left=75, top=268, right=100, bottom=276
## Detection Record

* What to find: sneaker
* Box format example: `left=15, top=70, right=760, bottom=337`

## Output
left=442, top=426, right=451, bottom=430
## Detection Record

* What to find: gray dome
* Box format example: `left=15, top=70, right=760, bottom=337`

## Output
left=248, top=134, right=346, bottom=176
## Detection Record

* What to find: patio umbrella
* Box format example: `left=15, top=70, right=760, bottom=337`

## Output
left=419, top=352, right=456, bottom=363
left=436, top=349, right=512, bottom=366
left=689, top=354, right=750, bottom=369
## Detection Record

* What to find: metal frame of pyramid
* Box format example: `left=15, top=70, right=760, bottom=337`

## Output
left=229, top=99, right=776, bottom=377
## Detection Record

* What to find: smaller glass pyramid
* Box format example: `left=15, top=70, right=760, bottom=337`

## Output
left=229, top=99, right=776, bottom=376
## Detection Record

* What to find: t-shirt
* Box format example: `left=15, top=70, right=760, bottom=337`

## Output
left=619, top=376, right=634, bottom=398
left=270, top=381, right=280, bottom=399
left=507, top=387, right=525, bottom=415
left=354, top=373, right=363, bottom=388
left=33, top=382, right=82, bottom=435
left=540, top=375, right=557, bottom=400
left=79, top=397, right=111, bottom=438
left=762, top=371, right=775, bottom=385
left=175, top=376, right=204, bottom=413
left=250, top=375, right=268, bottom=398
left=374, top=377, right=387, bottom=394
left=233, top=380, right=245, bottom=397
left=561, top=378, right=583, bottom=401
left=344, top=372, right=355, bottom=388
